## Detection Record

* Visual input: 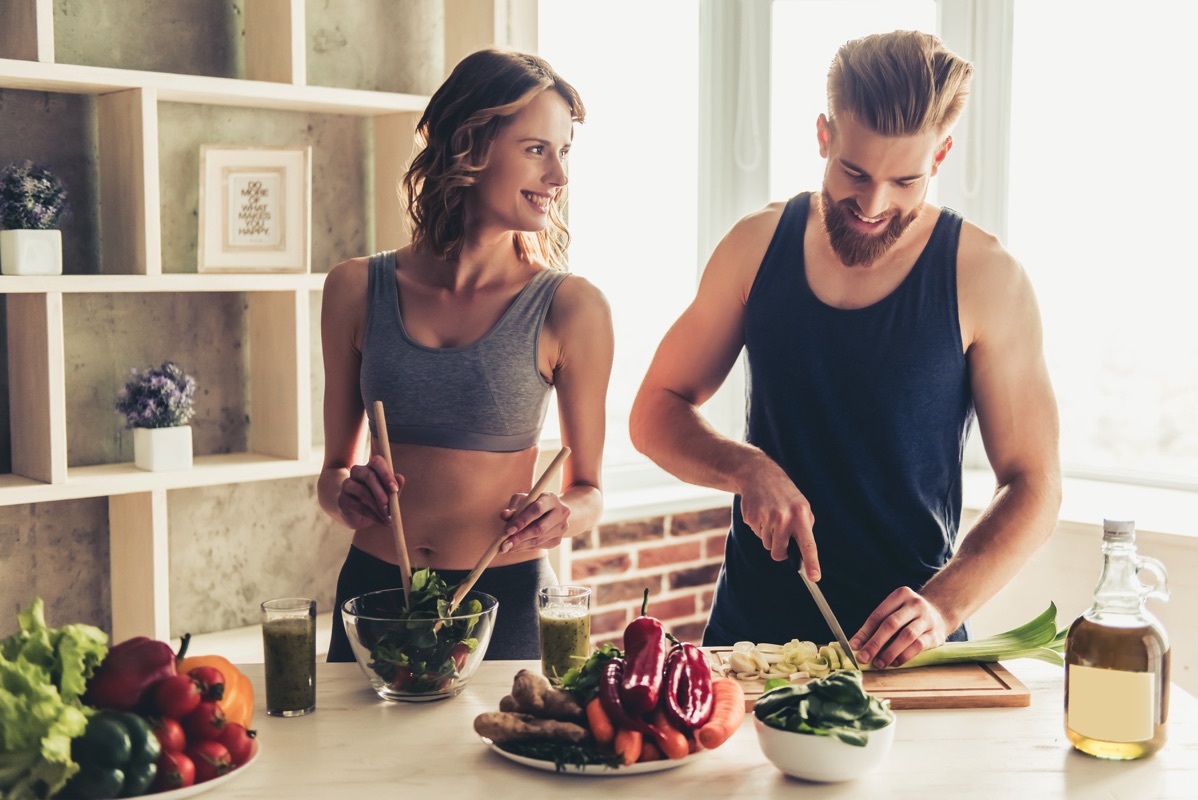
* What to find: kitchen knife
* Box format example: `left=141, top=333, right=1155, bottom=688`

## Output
left=796, top=566, right=861, bottom=670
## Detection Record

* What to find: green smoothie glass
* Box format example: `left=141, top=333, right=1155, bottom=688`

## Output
left=538, top=585, right=591, bottom=682
left=261, top=597, right=316, bottom=717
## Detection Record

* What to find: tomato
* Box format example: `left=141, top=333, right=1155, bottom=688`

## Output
left=389, top=666, right=415, bottom=690
left=448, top=642, right=470, bottom=672
left=154, top=674, right=202, bottom=719
left=176, top=654, right=254, bottom=728
left=185, top=741, right=232, bottom=783
left=188, top=666, right=226, bottom=702
left=183, top=700, right=227, bottom=742
left=218, top=722, right=256, bottom=767
left=152, top=717, right=187, bottom=754
left=153, top=751, right=196, bottom=791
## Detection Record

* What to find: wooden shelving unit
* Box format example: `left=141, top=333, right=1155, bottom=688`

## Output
left=0, top=0, right=507, bottom=643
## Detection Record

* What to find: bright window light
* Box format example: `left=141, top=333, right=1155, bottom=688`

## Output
left=1009, top=1, right=1198, bottom=485
left=538, top=2, right=700, bottom=466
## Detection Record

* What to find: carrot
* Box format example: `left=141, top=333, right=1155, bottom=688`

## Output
left=636, top=739, right=664, bottom=763
left=586, top=696, right=615, bottom=746
left=613, top=727, right=643, bottom=766
left=695, top=678, right=746, bottom=750
left=650, top=708, right=690, bottom=760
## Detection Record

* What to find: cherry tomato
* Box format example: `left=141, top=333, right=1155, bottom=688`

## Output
left=187, top=666, right=227, bottom=702
left=186, top=740, right=232, bottom=783
left=389, top=666, right=415, bottom=690
left=217, top=722, right=256, bottom=767
left=183, top=700, right=227, bottom=742
left=448, top=642, right=470, bottom=672
left=154, top=674, right=202, bottom=719
left=152, top=750, right=196, bottom=791
left=151, top=716, right=187, bottom=753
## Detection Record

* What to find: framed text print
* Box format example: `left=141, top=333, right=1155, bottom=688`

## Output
left=198, top=145, right=311, bottom=273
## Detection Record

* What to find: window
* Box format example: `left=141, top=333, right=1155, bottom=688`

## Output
left=769, top=0, right=938, bottom=202
left=540, top=0, right=1198, bottom=499
left=538, top=2, right=701, bottom=469
left=1008, top=1, right=1198, bottom=486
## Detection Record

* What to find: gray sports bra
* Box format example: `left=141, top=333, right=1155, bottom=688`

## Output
left=359, top=251, right=568, bottom=452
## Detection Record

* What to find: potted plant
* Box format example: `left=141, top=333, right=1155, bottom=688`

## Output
left=115, top=360, right=198, bottom=472
left=0, top=160, right=70, bottom=276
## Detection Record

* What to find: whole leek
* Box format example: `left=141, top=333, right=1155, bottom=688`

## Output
left=860, top=602, right=1065, bottom=670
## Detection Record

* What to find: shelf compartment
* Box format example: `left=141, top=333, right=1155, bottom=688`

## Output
left=0, top=57, right=428, bottom=115
left=5, top=292, right=67, bottom=484
left=0, top=0, right=53, bottom=63
left=0, top=273, right=329, bottom=293
left=0, top=452, right=324, bottom=507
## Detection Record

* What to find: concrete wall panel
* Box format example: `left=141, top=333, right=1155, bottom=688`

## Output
left=0, top=499, right=111, bottom=633
left=167, top=476, right=346, bottom=636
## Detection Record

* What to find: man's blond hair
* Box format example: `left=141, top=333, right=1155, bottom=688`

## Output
left=827, top=30, right=974, bottom=137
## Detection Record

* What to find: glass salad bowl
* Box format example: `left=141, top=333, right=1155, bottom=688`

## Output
left=342, top=587, right=497, bottom=702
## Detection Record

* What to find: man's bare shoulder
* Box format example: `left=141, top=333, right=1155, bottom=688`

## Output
left=706, top=201, right=789, bottom=290
left=727, top=201, right=788, bottom=246
left=957, top=220, right=1039, bottom=346
left=957, top=220, right=1027, bottom=296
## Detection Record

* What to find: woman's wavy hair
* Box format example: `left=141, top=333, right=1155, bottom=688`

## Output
left=401, top=48, right=585, bottom=269
left=827, top=30, right=974, bottom=138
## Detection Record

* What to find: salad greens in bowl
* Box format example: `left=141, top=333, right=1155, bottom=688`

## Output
left=753, top=670, right=896, bottom=782
left=342, top=570, right=497, bottom=702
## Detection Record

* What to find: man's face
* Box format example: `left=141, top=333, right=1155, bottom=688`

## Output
left=816, top=113, right=950, bottom=268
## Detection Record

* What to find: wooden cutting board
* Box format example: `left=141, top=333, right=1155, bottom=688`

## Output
left=705, top=648, right=1033, bottom=710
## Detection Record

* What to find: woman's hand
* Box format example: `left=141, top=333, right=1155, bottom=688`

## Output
left=498, top=491, right=571, bottom=553
left=337, top=454, right=403, bottom=529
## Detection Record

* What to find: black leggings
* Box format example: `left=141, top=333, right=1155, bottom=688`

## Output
left=327, top=545, right=555, bottom=663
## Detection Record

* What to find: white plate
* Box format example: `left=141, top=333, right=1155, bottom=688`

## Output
left=152, top=742, right=260, bottom=799
left=483, top=738, right=706, bottom=776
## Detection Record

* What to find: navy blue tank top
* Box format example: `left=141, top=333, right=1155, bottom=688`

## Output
left=705, top=192, right=975, bottom=646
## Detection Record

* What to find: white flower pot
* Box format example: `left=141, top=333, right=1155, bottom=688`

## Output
left=0, top=229, right=63, bottom=276
left=133, top=425, right=193, bottom=472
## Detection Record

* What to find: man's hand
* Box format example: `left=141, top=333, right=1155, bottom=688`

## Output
left=850, top=586, right=950, bottom=668
left=739, top=457, right=820, bottom=580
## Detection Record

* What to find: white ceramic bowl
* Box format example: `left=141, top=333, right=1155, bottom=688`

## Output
left=754, top=714, right=896, bottom=782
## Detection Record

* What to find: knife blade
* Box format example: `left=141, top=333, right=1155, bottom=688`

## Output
left=796, top=566, right=861, bottom=670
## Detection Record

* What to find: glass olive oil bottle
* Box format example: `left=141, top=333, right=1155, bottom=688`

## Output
left=1064, top=519, right=1170, bottom=759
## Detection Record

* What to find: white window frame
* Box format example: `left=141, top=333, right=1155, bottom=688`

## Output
left=530, top=0, right=1197, bottom=533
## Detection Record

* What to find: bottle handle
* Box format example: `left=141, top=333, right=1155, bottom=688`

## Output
left=1136, top=555, right=1170, bottom=602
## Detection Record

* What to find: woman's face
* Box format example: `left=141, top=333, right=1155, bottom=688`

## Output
left=468, top=89, right=573, bottom=237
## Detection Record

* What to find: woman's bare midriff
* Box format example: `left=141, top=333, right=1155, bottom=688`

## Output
left=349, top=440, right=546, bottom=571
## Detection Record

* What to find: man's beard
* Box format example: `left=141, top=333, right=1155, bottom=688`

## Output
left=819, top=188, right=921, bottom=267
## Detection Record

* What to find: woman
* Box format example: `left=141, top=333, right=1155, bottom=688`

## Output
left=318, top=48, right=613, bottom=661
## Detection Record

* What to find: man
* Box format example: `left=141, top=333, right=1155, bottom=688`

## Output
left=629, top=31, right=1061, bottom=669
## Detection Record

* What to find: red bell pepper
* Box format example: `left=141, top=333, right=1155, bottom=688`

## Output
left=86, top=633, right=189, bottom=712
left=619, top=589, right=666, bottom=715
left=662, top=642, right=714, bottom=731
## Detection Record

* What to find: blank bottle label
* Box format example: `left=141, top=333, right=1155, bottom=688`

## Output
left=1067, top=664, right=1154, bottom=742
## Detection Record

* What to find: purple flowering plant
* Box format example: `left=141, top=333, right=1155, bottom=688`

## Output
left=0, top=160, right=70, bottom=230
left=115, top=361, right=198, bottom=429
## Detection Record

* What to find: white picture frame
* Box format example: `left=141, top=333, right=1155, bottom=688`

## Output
left=198, top=145, right=311, bottom=273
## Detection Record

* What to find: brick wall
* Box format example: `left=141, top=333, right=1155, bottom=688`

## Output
left=567, top=505, right=732, bottom=649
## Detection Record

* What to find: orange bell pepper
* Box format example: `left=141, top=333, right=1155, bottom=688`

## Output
left=177, top=653, right=255, bottom=728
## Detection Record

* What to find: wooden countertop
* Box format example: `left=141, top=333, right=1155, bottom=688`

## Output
left=212, top=659, right=1197, bottom=799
